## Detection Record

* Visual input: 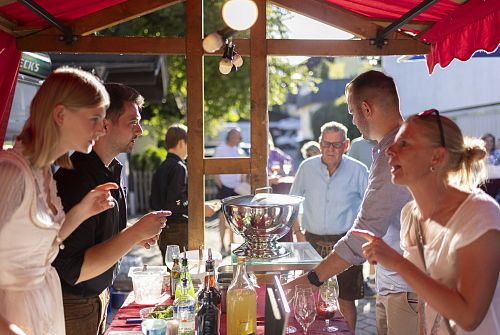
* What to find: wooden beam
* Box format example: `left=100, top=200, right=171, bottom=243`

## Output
left=38, top=0, right=183, bottom=36
left=250, top=0, right=269, bottom=191
left=372, top=19, right=433, bottom=33
left=185, top=0, right=204, bottom=250
left=0, top=0, right=16, bottom=5
left=0, top=13, right=17, bottom=36
left=271, top=0, right=379, bottom=39
left=267, top=39, right=430, bottom=56
left=16, top=35, right=185, bottom=54
left=204, top=158, right=251, bottom=175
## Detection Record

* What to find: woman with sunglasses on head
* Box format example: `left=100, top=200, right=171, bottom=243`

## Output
left=353, top=110, right=500, bottom=334
left=0, top=67, right=118, bottom=335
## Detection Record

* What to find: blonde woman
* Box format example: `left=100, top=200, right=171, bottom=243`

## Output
left=354, top=110, right=500, bottom=334
left=0, top=68, right=118, bottom=335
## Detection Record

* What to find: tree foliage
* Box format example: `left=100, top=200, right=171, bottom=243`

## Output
left=100, top=1, right=311, bottom=144
left=311, top=99, right=361, bottom=141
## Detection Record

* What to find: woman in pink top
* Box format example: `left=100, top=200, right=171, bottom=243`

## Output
left=354, top=110, right=500, bottom=334
left=0, top=67, right=118, bottom=334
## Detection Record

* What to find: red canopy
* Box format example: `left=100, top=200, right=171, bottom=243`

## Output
left=325, top=0, right=500, bottom=73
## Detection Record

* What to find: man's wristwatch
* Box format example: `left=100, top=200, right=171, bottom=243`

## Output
left=307, top=270, right=324, bottom=287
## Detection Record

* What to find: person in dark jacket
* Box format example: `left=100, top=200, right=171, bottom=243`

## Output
left=150, top=124, right=189, bottom=262
left=53, top=83, right=170, bottom=335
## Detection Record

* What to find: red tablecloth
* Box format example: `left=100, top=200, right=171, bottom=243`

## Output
left=105, top=287, right=353, bottom=334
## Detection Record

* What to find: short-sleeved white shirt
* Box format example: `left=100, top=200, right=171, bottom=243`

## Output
left=401, top=191, right=500, bottom=334
left=213, top=143, right=246, bottom=189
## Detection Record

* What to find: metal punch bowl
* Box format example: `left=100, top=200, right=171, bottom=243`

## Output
left=221, top=193, right=304, bottom=258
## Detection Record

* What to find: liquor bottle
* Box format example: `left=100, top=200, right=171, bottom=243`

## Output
left=174, top=278, right=196, bottom=335
left=196, top=291, right=220, bottom=335
left=197, top=248, right=222, bottom=307
left=170, top=257, right=181, bottom=299
left=175, top=250, right=196, bottom=300
left=226, top=256, right=256, bottom=335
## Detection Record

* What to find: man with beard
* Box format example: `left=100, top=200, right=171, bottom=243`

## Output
left=285, top=71, right=418, bottom=335
left=53, top=83, right=170, bottom=335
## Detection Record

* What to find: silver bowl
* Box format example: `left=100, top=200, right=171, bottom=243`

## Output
left=222, top=193, right=304, bottom=258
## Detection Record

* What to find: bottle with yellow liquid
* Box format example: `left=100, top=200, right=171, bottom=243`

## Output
left=226, top=256, right=256, bottom=335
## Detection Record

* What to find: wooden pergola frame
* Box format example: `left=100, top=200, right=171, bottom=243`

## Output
left=3, top=0, right=429, bottom=249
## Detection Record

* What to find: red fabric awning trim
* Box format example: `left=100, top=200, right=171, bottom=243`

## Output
left=421, top=0, right=500, bottom=73
left=0, top=31, right=21, bottom=143
left=324, top=0, right=459, bottom=22
left=0, top=0, right=126, bottom=28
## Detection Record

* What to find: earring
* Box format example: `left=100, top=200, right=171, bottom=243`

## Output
left=429, top=166, right=435, bottom=172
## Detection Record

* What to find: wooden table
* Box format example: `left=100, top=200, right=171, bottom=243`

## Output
left=105, top=287, right=354, bottom=334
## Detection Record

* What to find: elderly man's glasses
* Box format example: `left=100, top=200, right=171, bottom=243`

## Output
left=320, top=140, right=345, bottom=149
left=418, top=108, right=446, bottom=147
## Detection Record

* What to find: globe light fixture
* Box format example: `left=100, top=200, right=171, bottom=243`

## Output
left=202, top=26, right=236, bottom=53
left=232, top=53, right=243, bottom=67
left=222, top=0, right=258, bottom=31
left=219, top=42, right=238, bottom=75
left=219, top=58, right=233, bottom=75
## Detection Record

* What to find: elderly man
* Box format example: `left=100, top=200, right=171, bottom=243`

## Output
left=286, top=71, right=418, bottom=335
left=290, top=121, right=368, bottom=329
left=213, top=127, right=246, bottom=255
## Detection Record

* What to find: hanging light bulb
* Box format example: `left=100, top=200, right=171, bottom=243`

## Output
left=232, top=52, right=243, bottom=67
left=219, top=58, right=233, bottom=74
left=219, top=41, right=235, bottom=75
left=202, top=26, right=236, bottom=53
left=203, top=32, right=224, bottom=53
left=222, top=0, right=258, bottom=31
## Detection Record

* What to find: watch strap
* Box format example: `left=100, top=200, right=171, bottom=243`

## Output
left=307, top=270, right=324, bottom=287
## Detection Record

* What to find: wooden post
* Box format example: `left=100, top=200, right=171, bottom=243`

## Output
left=186, top=0, right=204, bottom=250
left=250, top=0, right=269, bottom=191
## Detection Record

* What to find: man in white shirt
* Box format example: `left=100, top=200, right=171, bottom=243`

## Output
left=214, top=128, right=246, bottom=255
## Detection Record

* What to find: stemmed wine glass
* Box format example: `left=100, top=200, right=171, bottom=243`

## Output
left=165, top=245, right=180, bottom=270
left=294, top=288, right=316, bottom=335
left=271, top=160, right=281, bottom=177
left=317, top=276, right=340, bottom=333
left=282, top=159, right=292, bottom=176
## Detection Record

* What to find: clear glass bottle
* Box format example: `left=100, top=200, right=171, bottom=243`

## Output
left=197, top=248, right=222, bottom=307
left=226, top=256, right=256, bottom=335
left=170, top=257, right=181, bottom=299
left=175, top=251, right=196, bottom=300
left=174, top=278, right=196, bottom=335
left=196, top=291, right=220, bottom=335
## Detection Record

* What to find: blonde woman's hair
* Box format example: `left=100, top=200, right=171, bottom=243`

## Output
left=407, top=114, right=487, bottom=191
left=17, top=67, right=109, bottom=169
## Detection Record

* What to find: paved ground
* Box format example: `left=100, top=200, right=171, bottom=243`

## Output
left=109, top=217, right=377, bottom=334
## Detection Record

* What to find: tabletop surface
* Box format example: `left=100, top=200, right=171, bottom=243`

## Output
left=105, top=286, right=354, bottom=335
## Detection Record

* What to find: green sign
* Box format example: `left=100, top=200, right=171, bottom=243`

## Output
left=19, top=52, right=51, bottom=79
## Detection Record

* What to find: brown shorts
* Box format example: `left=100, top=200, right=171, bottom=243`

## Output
left=62, top=289, right=109, bottom=335
left=305, top=231, right=364, bottom=301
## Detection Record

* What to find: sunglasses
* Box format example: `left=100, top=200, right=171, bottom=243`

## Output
left=418, top=109, right=445, bottom=147
left=320, top=140, right=345, bottom=149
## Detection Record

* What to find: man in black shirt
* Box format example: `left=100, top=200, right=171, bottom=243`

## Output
left=150, top=124, right=189, bottom=262
left=54, top=83, right=170, bottom=335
